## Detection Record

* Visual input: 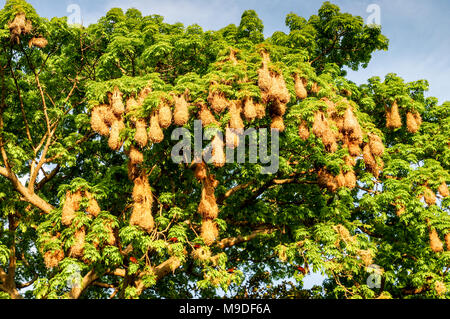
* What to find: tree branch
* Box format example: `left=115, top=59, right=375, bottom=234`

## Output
left=216, top=227, right=277, bottom=249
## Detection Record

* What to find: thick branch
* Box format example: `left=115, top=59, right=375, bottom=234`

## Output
left=216, top=227, right=276, bottom=249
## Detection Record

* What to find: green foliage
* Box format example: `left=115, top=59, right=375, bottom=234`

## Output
left=0, top=0, right=448, bottom=300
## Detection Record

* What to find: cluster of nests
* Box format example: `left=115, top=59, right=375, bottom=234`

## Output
left=43, top=190, right=115, bottom=268
left=333, top=224, right=374, bottom=267
left=195, top=162, right=220, bottom=246
left=393, top=182, right=449, bottom=253
left=298, top=96, right=385, bottom=191
left=8, top=12, right=48, bottom=48
left=385, top=100, right=422, bottom=133
left=298, top=97, right=424, bottom=192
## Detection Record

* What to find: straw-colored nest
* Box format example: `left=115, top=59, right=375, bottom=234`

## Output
left=149, top=112, right=164, bottom=144
left=173, top=94, right=190, bottom=126
left=226, top=127, right=240, bottom=149
left=243, top=97, right=257, bottom=122
left=134, top=119, right=148, bottom=148
left=90, top=106, right=110, bottom=137
left=333, top=224, right=355, bottom=244
left=126, top=96, right=139, bottom=114
left=429, top=228, right=443, bottom=253
left=228, top=101, right=244, bottom=132
left=44, top=249, right=64, bottom=269
left=298, top=121, right=310, bottom=141
left=344, top=170, right=356, bottom=189
left=294, top=74, right=308, bottom=100
left=199, top=103, right=218, bottom=128
left=201, top=219, right=219, bottom=246
left=192, top=247, right=212, bottom=261
left=271, top=116, right=285, bottom=132
left=9, top=13, right=32, bottom=44
left=434, top=281, right=447, bottom=296
left=445, top=233, right=450, bottom=251
left=254, top=102, right=266, bottom=119
left=108, top=119, right=125, bottom=151
left=130, top=194, right=154, bottom=233
left=423, top=187, right=436, bottom=206
left=111, top=88, right=125, bottom=116
left=357, top=249, right=374, bottom=267
left=386, top=101, right=402, bottom=129
left=438, top=182, right=449, bottom=198
left=369, top=134, right=385, bottom=157
left=211, top=134, right=226, bottom=168
left=129, top=145, right=144, bottom=165
left=85, top=191, right=101, bottom=217
left=62, top=190, right=82, bottom=226
left=317, top=169, right=338, bottom=193
left=208, top=90, right=228, bottom=114
left=69, top=227, right=86, bottom=258
left=28, top=36, right=48, bottom=49
left=406, top=112, right=419, bottom=133
left=158, top=103, right=173, bottom=129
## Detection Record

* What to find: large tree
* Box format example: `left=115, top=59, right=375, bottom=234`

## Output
left=0, top=0, right=448, bottom=299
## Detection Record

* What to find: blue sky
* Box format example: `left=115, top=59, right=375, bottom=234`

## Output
left=1, top=0, right=449, bottom=102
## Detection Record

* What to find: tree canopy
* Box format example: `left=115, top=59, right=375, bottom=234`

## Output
left=0, top=0, right=448, bottom=299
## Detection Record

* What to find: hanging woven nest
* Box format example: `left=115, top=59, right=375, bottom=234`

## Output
left=317, top=169, right=338, bottom=193
left=208, top=89, right=228, bottom=114
left=69, top=227, right=86, bottom=258
left=271, top=73, right=290, bottom=104
left=90, top=106, right=110, bottom=137
left=298, top=121, right=310, bottom=141
left=429, top=228, right=443, bottom=253
left=134, top=119, right=148, bottom=148
left=226, top=127, right=240, bottom=149
left=28, top=36, right=48, bottom=49
left=254, top=102, right=266, bottom=119
left=294, top=74, right=308, bottom=100
left=99, top=104, right=116, bottom=127
left=271, top=99, right=287, bottom=117
left=445, top=233, right=450, bottom=251
left=386, top=101, right=402, bottom=129
left=258, top=66, right=272, bottom=93
left=438, top=182, right=449, bottom=198
left=198, top=176, right=219, bottom=220
left=423, top=187, right=436, bottom=206
left=9, top=13, right=30, bottom=44
left=201, top=219, right=219, bottom=246
left=211, top=134, right=226, bottom=168
left=62, top=190, right=82, bottom=226
left=198, top=102, right=218, bottom=128
left=357, top=249, right=374, bottom=267
left=344, top=170, right=356, bottom=189
left=44, top=249, right=64, bottom=269
left=195, top=161, right=208, bottom=181
left=243, top=97, right=257, bottom=122
left=108, top=119, right=125, bottom=151
left=126, top=96, right=140, bottom=114
left=173, top=94, right=190, bottom=126
left=228, top=101, right=244, bottom=132
left=271, top=116, right=285, bottom=132
left=192, top=247, right=211, bottom=261
left=85, top=191, right=101, bottom=217
left=369, top=134, right=385, bottom=157
left=130, top=175, right=154, bottom=233
left=149, top=111, right=164, bottom=144
left=111, top=87, right=125, bottom=116
left=158, top=102, right=173, bottom=129
left=129, top=145, right=144, bottom=165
